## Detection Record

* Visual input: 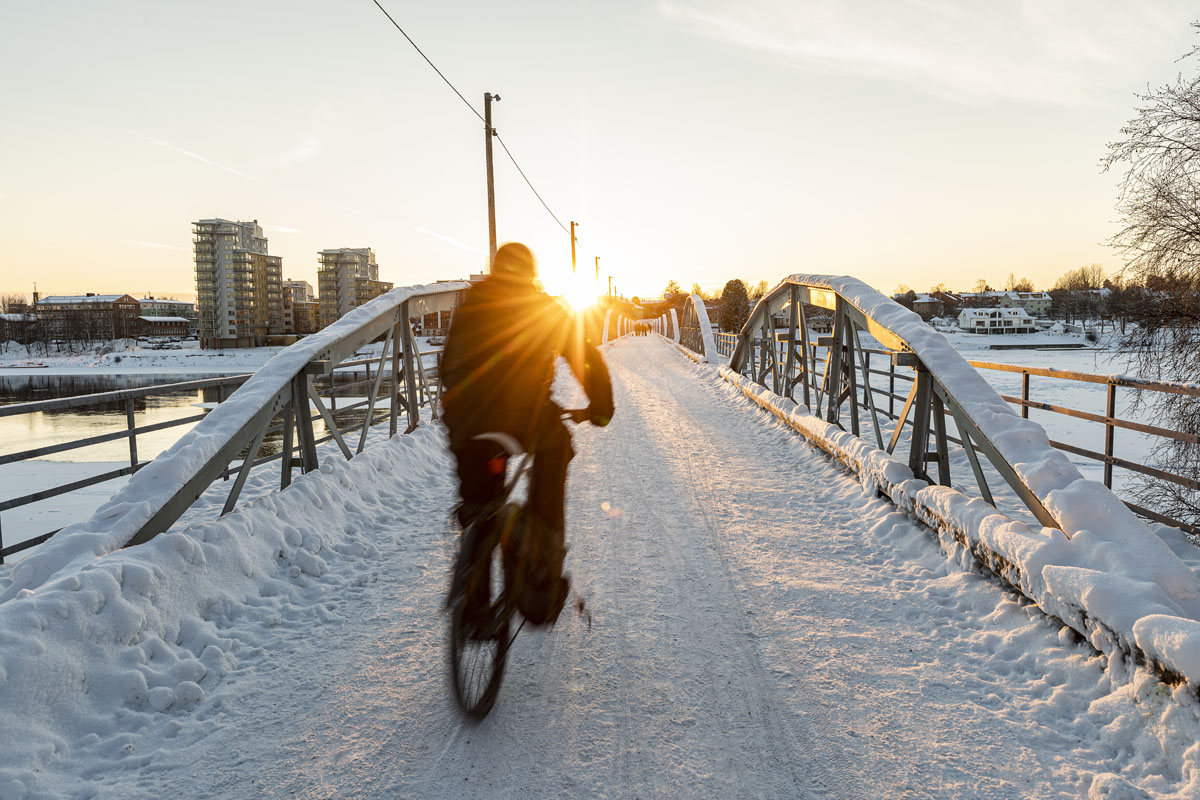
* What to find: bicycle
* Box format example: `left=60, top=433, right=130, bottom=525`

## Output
left=446, top=408, right=589, bottom=720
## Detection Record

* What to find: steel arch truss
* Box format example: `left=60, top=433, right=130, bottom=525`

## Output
left=726, top=277, right=1057, bottom=529
left=679, top=294, right=718, bottom=364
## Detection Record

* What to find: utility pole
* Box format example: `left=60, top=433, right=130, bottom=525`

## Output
left=607, top=275, right=612, bottom=297
left=594, top=256, right=599, bottom=284
left=569, top=221, right=579, bottom=273
left=484, top=92, right=500, bottom=269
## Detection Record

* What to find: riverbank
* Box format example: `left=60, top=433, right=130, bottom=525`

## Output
left=0, top=340, right=285, bottom=376
left=0, top=337, right=444, bottom=377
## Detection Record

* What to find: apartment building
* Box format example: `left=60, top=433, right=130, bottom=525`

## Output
left=317, top=248, right=393, bottom=328
left=193, top=219, right=283, bottom=348
left=281, top=279, right=319, bottom=335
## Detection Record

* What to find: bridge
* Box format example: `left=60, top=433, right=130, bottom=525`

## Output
left=0, top=277, right=1198, bottom=798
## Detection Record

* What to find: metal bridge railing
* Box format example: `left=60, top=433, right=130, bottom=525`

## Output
left=680, top=275, right=1198, bottom=540
left=711, top=324, right=1200, bottom=534
left=1, top=373, right=251, bottom=561
left=0, top=281, right=467, bottom=581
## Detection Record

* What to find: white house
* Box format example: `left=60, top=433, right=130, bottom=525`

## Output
left=957, top=307, right=1037, bottom=334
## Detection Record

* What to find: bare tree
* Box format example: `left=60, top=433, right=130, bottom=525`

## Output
left=1049, top=264, right=1106, bottom=323
left=1004, top=274, right=1036, bottom=292
left=0, top=293, right=28, bottom=313
left=1103, top=25, right=1200, bottom=527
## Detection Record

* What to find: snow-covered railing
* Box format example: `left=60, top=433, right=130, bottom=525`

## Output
left=1, top=282, right=467, bottom=602
left=679, top=294, right=718, bottom=364
left=705, top=275, right=1200, bottom=688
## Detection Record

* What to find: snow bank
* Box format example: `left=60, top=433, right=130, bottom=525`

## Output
left=0, top=283, right=467, bottom=606
left=787, top=276, right=1193, bottom=583
left=712, top=343, right=1200, bottom=690
left=0, top=424, right=451, bottom=797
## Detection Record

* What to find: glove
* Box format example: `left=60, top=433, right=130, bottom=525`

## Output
left=587, top=401, right=613, bottom=428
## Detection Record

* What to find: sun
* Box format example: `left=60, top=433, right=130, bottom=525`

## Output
left=548, top=270, right=601, bottom=312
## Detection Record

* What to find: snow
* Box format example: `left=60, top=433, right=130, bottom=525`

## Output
left=1, top=336, right=1199, bottom=797
left=714, top=284, right=1200, bottom=694
left=0, top=282, right=467, bottom=606
left=135, top=316, right=189, bottom=324
left=785, top=276, right=1194, bottom=579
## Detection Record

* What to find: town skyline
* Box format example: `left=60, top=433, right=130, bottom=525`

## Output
left=3, top=1, right=1198, bottom=301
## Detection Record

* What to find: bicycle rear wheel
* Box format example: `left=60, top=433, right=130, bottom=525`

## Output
left=448, top=528, right=511, bottom=720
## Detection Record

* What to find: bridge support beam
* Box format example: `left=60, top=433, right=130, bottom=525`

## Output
left=401, top=300, right=420, bottom=434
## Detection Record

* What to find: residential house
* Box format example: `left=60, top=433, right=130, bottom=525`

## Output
left=957, top=307, right=1037, bottom=334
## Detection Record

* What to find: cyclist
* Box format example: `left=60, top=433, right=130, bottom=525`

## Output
left=441, top=242, right=613, bottom=630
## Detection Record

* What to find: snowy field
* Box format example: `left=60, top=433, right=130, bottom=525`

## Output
left=0, top=336, right=1197, bottom=798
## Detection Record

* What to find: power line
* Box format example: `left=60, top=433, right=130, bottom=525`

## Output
left=368, top=0, right=484, bottom=125
left=368, top=0, right=572, bottom=236
left=496, top=134, right=570, bottom=234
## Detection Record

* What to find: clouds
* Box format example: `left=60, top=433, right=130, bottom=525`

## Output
left=258, top=135, right=321, bottom=169
left=658, top=0, right=1187, bottom=105
left=415, top=226, right=485, bottom=255
left=141, top=135, right=256, bottom=179
left=142, top=133, right=321, bottom=178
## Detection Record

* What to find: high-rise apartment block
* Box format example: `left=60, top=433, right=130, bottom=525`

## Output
left=282, top=279, right=319, bottom=335
left=193, top=219, right=283, bottom=348
left=317, top=248, right=393, bottom=328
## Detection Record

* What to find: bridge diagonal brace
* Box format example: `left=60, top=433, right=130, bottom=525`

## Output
left=798, top=299, right=812, bottom=408
left=308, top=377, right=353, bottom=460
left=932, top=382, right=1057, bottom=527
left=410, top=331, right=437, bottom=418
left=357, top=326, right=395, bottom=454
left=887, top=379, right=920, bottom=455
left=948, top=403, right=994, bottom=506
left=221, top=422, right=267, bottom=517
left=280, top=400, right=295, bottom=490
left=850, top=323, right=885, bottom=450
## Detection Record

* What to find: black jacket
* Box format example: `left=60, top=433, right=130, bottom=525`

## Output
left=441, top=275, right=613, bottom=446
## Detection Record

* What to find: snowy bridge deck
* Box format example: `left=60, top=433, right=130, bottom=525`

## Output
left=1, top=336, right=1191, bottom=799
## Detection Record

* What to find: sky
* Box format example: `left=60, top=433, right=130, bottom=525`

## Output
left=1, top=0, right=1197, bottom=303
